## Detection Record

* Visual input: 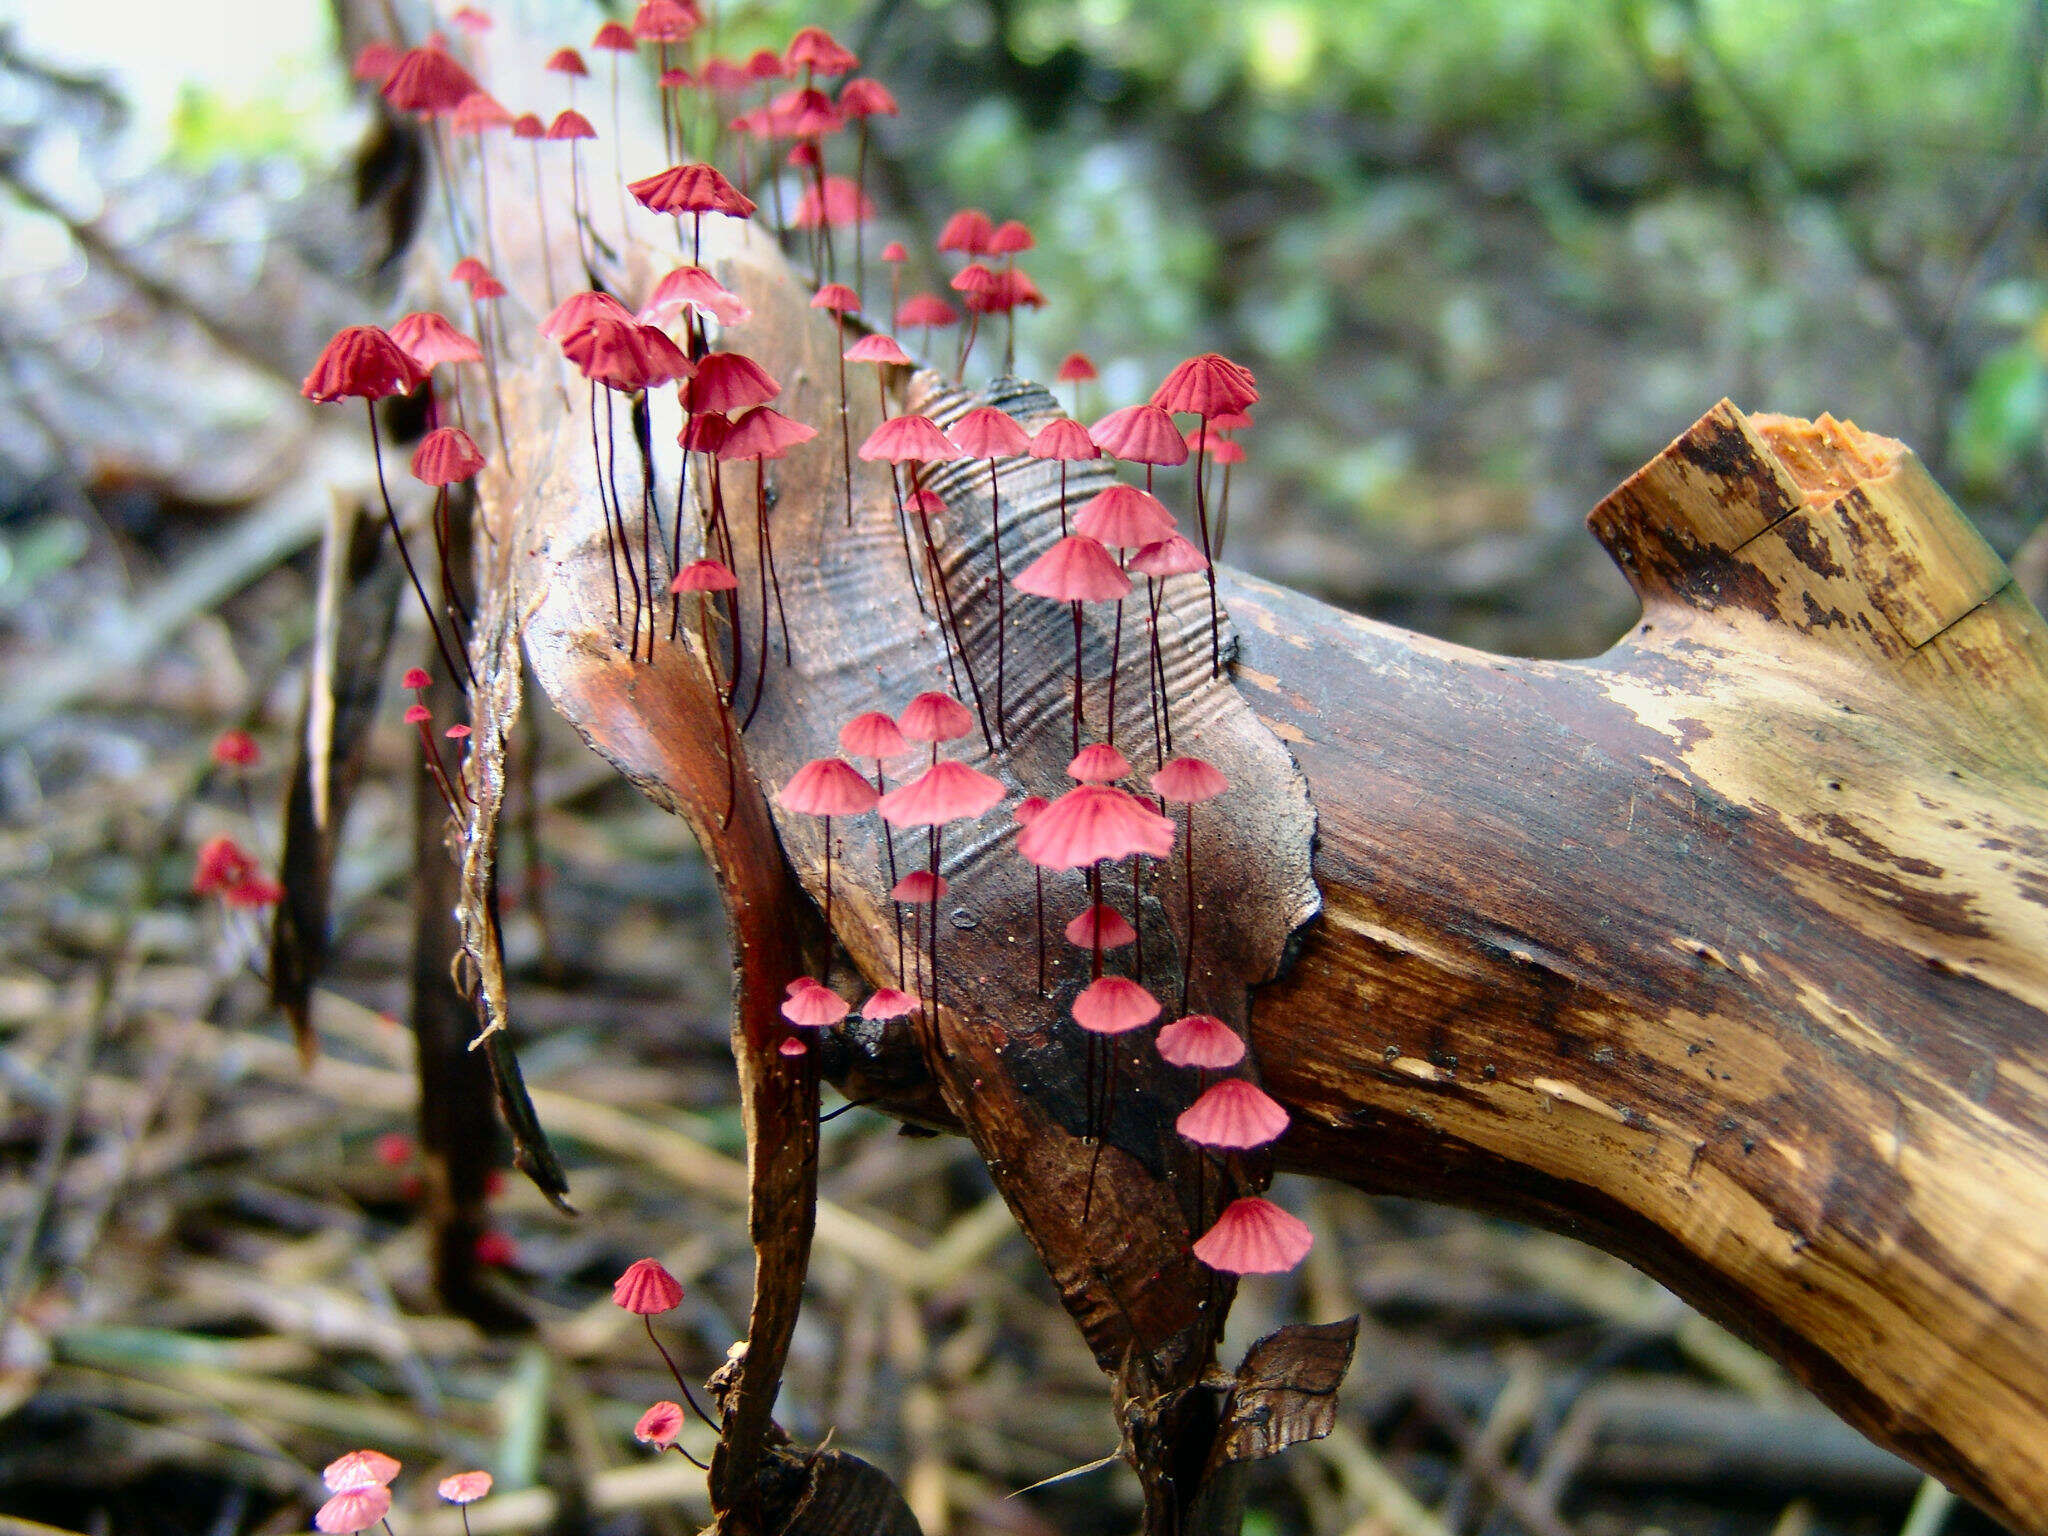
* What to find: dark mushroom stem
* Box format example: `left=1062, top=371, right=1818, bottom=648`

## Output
left=367, top=402, right=471, bottom=691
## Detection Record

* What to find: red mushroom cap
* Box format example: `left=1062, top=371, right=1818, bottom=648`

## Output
left=1090, top=403, right=1189, bottom=466
left=1129, top=534, right=1209, bottom=579
left=777, top=757, right=879, bottom=818
left=1012, top=534, right=1130, bottom=604
left=591, top=20, right=637, bottom=51
left=1072, top=975, right=1160, bottom=1034
left=1152, top=352, right=1259, bottom=418
left=1176, top=1078, right=1289, bottom=1148
left=449, top=256, right=492, bottom=285
left=745, top=46, right=787, bottom=80
left=315, top=1486, right=391, bottom=1535
left=1156, top=1014, right=1247, bottom=1070
left=720, top=405, right=815, bottom=462
left=1150, top=755, right=1228, bottom=805
left=545, top=46, right=588, bottom=75
left=880, top=241, right=910, bottom=264
left=352, top=41, right=400, bottom=83
left=634, top=1401, right=684, bottom=1447
left=561, top=316, right=655, bottom=391
left=1074, top=484, right=1175, bottom=549
left=1016, top=783, right=1175, bottom=868
left=836, top=77, right=898, bottom=118
left=895, top=293, right=960, bottom=329
left=793, top=175, right=873, bottom=229
left=437, top=1472, right=493, bottom=1505
left=642, top=265, right=750, bottom=327
left=449, top=91, right=514, bottom=135
left=612, top=1256, right=684, bottom=1314
left=403, top=667, right=433, bottom=690
left=843, top=333, right=912, bottom=367
left=541, top=291, right=632, bottom=340
left=323, top=1450, right=401, bottom=1493
left=1011, top=795, right=1049, bottom=826
left=878, top=760, right=1004, bottom=827
left=860, top=987, right=918, bottom=1021
left=699, top=56, right=751, bottom=92
left=510, top=112, right=546, bottom=139
left=781, top=979, right=850, bottom=1026
left=410, top=426, right=486, bottom=486
left=1192, top=1196, right=1312, bottom=1274
left=838, top=710, right=910, bottom=761
left=678, top=412, right=731, bottom=454
left=632, top=0, right=699, bottom=43
left=629, top=160, right=755, bottom=218
left=786, top=25, right=857, bottom=76
left=937, top=208, right=994, bottom=255
left=947, top=405, right=1031, bottom=461
left=545, top=108, right=597, bottom=140
left=670, top=558, right=738, bottom=593
left=1064, top=903, right=1136, bottom=950
left=810, top=282, right=861, bottom=313
left=388, top=310, right=482, bottom=370
left=1067, top=741, right=1132, bottom=782
left=211, top=729, right=259, bottom=768
left=897, top=691, right=974, bottom=743
left=858, top=414, right=961, bottom=465
left=986, top=219, right=1034, bottom=255
left=381, top=45, right=480, bottom=116
left=688, top=351, right=781, bottom=415
left=1027, top=417, right=1098, bottom=462
left=302, top=326, right=424, bottom=403
left=890, top=869, right=947, bottom=905
left=1056, top=351, right=1098, bottom=383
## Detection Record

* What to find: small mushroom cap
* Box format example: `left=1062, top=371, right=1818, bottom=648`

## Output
left=837, top=77, right=899, bottom=118
left=781, top=979, right=850, bottom=1026
left=1074, top=484, right=1175, bottom=549
left=895, top=293, right=960, bottom=329
left=438, top=1472, right=493, bottom=1505
left=1072, top=976, right=1160, bottom=1034
left=794, top=176, right=873, bottom=229
left=1064, top=903, right=1136, bottom=950
left=897, top=691, right=974, bottom=743
left=670, top=558, right=738, bottom=593
left=987, top=218, right=1034, bottom=255
left=880, top=241, right=910, bottom=263
left=1012, top=535, right=1129, bottom=604
left=403, top=667, right=433, bottom=689
left=1067, top=742, right=1131, bottom=782
left=778, top=1036, right=808, bottom=1056
left=629, top=160, right=755, bottom=218
left=634, top=1401, right=684, bottom=1447
left=1152, top=351, right=1259, bottom=418
left=1016, top=784, right=1175, bottom=868
left=612, top=1257, right=684, bottom=1314
left=1011, top=795, right=1050, bottom=826
left=592, top=20, right=637, bottom=51
left=410, top=426, right=486, bottom=486
left=1129, top=534, right=1209, bottom=578
left=937, top=207, right=994, bottom=255
left=1192, top=1196, right=1312, bottom=1274
left=786, top=24, right=858, bottom=75
left=1156, top=1014, right=1246, bottom=1070
left=642, top=264, right=750, bottom=326
left=540, top=289, right=632, bottom=341
left=838, top=710, right=910, bottom=761
left=1056, top=351, right=1098, bottom=383
left=1028, top=417, right=1098, bottom=462
left=315, top=1485, right=392, bottom=1535
left=858, top=413, right=961, bottom=464
left=878, top=760, right=1004, bottom=827
left=889, top=870, right=947, bottom=904
left=323, top=1450, right=401, bottom=1492
left=1176, top=1078, right=1289, bottom=1149
left=720, top=405, right=815, bottom=461
left=777, top=757, right=879, bottom=818
left=545, top=107, right=597, bottom=139
left=381, top=45, right=480, bottom=115
left=1090, top=403, right=1189, bottom=466
left=211, top=729, right=260, bottom=767
left=844, top=333, right=912, bottom=367
left=810, top=282, right=860, bottom=313
left=861, top=987, right=918, bottom=1021
left=688, top=351, right=780, bottom=415
left=948, top=405, right=1031, bottom=461
left=302, top=325, right=424, bottom=403
left=1150, top=755, right=1229, bottom=805
left=545, top=46, right=588, bottom=75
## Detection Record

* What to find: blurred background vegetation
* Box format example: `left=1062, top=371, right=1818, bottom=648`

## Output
left=1, top=3, right=2043, bottom=1536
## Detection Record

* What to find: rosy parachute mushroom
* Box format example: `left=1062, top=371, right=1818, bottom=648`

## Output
left=614, top=1258, right=718, bottom=1435
left=438, top=1470, right=492, bottom=1536
left=1192, top=1196, right=1312, bottom=1275
left=1011, top=533, right=1129, bottom=754
left=1156, top=1013, right=1246, bottom=1071
left=720, top=404, right=815, bottom=723
left=589, top=19, right=637, bottom=225
left=632, top=0, right=699, bottom=161
left=835, top=76, right=898, bottom=293
left=352, top=41, right=400, bottom=86
left=947, top=404, right=1032, bottom=742
left=840, top=708, right=913, bottom=982
left=1072, top=483, right=1175, bottom=751
left=879, top=749, right=1003, bottom=1023
left=561, top=314, right=662, bottom=655
left=544, top=108, right=598, bottom=272
left=302, top=328, right=479, bottom=698
left=1072, top=974, right=1159, bottom=1035
left=1129, top=533, right=1209, bottom=759
left=859, top=417, right=991, bottom=747
left=937, top=207, right=994, bottom=257
left=1091, top=403, right=1188, bottom=493
left=781, top=976, right=851, bottom=1026
left=776, top=756, right=878, bottom=946
left=810, top=281, right=862, bottom=528
left=643, top=264, right=750, bottom=328
left=1057, top=350, right=1097, bottom=418
left=629, top=161, right=756, bottom=266
left=192, top=835, right=282, bottom=909
left=1028, top=416, right=1098, bottom=535
left=322, top=1449, right=400, bottom=1492
left=211, top=728, right=259, bottom=769
left=1177, top=1077, right=1288, bottom=1149
left=634, top=1400, right=684, bottom=1449
left=1152, top=352, right=1259, bottom=674
left=669, top=558, right=742, bottom=825
left=786, top=25, right=858, bottom=79
left=1152, top=754, right=1228, bottom=1011
left=401, top=693, right=463, bottom=819
left=410, top=424, right=487, bottom=663
left=314, top=1484, right=391, bottom=1535
left=898, top=689, right=975, bottom=759
left=896, top=292, right=959, bottom=355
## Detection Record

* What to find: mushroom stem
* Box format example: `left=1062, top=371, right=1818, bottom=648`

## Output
left=586, top=385, right=623, bottom=625
left=834, top=312, right=853, bottom=528
left=987, top=458, right=1008, bottom=745
left=367, top=402, right=471, bottom=691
